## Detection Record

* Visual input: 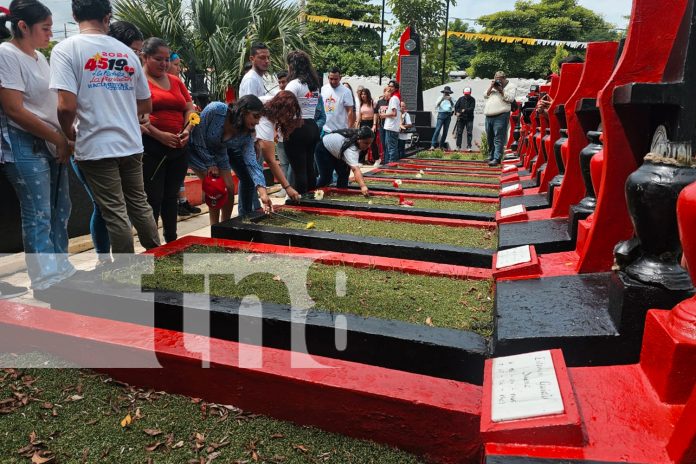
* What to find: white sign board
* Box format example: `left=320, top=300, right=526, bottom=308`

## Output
left=500, top=205, right=525, bottom=218
left=501, top=183, right=521, bottom=194
left=496, top=245, right=532, bottom=269
left=491, top=350, right=565, bottom=422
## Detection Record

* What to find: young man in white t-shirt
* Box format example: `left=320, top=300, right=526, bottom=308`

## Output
left=379, top=80, right=401, bottom=164
left=238, top=42, right=299, bottom=204
left=50, top=0, right=160, bottom=254
left=321, top=67, right=354, bottom=133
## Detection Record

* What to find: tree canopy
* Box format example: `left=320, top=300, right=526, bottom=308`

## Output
left=114, top=0, right=310, bottom=99
left=306, top=0, right=382, bottom=76
left=468, top=0, right=619, bottom=78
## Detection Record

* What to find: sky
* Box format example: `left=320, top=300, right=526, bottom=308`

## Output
left=43, top=0, right=633, bottom=40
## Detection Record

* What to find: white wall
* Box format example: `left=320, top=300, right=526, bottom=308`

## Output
left=342, top=76, right=545, bottom=149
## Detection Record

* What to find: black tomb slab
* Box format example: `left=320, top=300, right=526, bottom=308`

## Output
left=492, top=272, right=694, bottom=366
left=498, top=218, right=573, bottom=254
left=500, top=193, right=549, bottom=211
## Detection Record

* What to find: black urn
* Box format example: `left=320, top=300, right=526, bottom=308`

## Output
left=573, top=130, right=603, bottom=214
left=619, top=156, right=696, bottom=291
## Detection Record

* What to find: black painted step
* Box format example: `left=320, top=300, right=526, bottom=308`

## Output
left=500, top=193, right=549, bottom=211
left=498, top=218, right=573, bottom=254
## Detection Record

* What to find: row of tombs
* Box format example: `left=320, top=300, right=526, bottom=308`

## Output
left=4, top=0, right=696, bottom=461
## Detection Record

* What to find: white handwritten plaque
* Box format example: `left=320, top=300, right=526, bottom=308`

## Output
left=496, top=245, right=532, bottom=269
left=491, top=350, right=564, bottom=422
left=501, top=183, right=521, bottom=194
left=500, top=205, right=525, bottom=218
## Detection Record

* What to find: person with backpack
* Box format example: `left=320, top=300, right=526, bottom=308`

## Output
left=315, top=126, right=373, bottom=196
left=429, top=86, right=454, bottom=150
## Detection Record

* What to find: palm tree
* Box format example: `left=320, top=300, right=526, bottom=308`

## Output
left=114, top=0, right=312, bottom=99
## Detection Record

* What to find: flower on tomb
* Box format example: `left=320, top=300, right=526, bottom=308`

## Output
left=305, top=222, right=316, bottom=229
left=314, top=190, right=325, bottom=200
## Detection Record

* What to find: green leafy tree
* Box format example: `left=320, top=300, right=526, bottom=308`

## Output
left=447, top=18, right=476, bottom=72
left=387, top=0, right=457, bottom=88
left=39, top=40, right=57, bottom=61
left=550, top=43, right=570, bottom=74
left=468, top=0, right=618, bottom=78
left=114, top=0, right=311, bottom=99
left=306, top=0, right=381, bottom=76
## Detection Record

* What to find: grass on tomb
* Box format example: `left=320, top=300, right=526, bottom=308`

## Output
left=375, top=172, right=499, bottom=184
left=322, top=192, right=498, bottom=214
left=413, top=149, right=485, bottom=160
left=359, top=179, right=498, bottom=194
left=260, top=210, right=497, bottom=249
left=0, top=366, right=424, bottom=464
left=103, top=245, right=494, bottom=334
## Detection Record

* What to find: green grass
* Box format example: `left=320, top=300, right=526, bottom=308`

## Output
left=0, top=366, right=424, bottom=463
left=323, top=193, right=498, bottom=214
left=127, top=245, right=494, bottom=333
left=413, top=149, right=485, bottom=160
left=377, top=172, right=499, bottom=184
left=359, top=179, right=498, bottom=195
left=261, top=210, right=497, bottom=249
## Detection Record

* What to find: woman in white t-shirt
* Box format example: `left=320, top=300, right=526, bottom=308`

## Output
left=315, top=126, right=373, bottom=196
left=283, top=51, right=321, bottom=194
left=0, top=0, right=76, bottom=292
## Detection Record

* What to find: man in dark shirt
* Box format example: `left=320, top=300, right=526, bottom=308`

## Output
left=454, top=87, right=476, bottom=151
left=374, top=86, right=390, bottom=164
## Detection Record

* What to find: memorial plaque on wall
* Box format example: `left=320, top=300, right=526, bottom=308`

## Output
left=400, top=55, right=419, bottom=112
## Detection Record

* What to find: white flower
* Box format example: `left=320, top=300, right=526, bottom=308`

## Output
left=419, top=170, right=425, bottom=175
left=395, top=179, right=402, bottom=185
left=314, top=190, right=325, bottom=200
left=415, top=173, right=423, bottom=179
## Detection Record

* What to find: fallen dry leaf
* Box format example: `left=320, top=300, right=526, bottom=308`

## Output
left=270, top=433, right=285, bottom=439
left=292, top=444, right=309, bottom=453
left=143, top=429, right=163, bottom=437
left=145, top=441, right=163, bottom=452
left=120, top=413, right=132, bottom=428
left=425, top=317, right=434, bottom=327
left=172, top=440, right=184, bottom=449
left=30, top=451, right=54, bottom=464
left=40, top=403, right=53, bottom=410
left=68, top=395, right=84, bottom=402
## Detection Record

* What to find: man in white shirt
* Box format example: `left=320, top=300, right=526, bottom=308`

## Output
left=238, top=43, right=299, bottom=203
left=50, top=0, right=160, bottom=254
left=483, top=70, right=516, bottom=166
left=380, top=80, right=401, bottom=164
left=321, top=67, right=354, bottom=133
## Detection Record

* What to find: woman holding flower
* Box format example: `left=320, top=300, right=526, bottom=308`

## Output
left=140, top=37, right=195, bottom=243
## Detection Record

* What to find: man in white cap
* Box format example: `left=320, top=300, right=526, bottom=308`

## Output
left=454, top=87, right=476, bottom=151
left=483, top=71, right=516, bottom=166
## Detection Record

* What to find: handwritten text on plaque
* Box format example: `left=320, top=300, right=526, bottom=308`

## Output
left=491, top=350, right=564, bottom=422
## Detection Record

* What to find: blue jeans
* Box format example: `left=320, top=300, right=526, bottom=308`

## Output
left=276, top=142, right=295, bottom=187
left=384, top=130, right=400, bottom=164
left=229, top=150, right=260, bottom=217
left=398, top=138, right=407, bottom=159
left=3, top=126, right=75, bottom=289
left=315, top=141, right=351, bottom=188
left=70, top=157, right=110, bottom=258
left=485, top=112, right=510, bottom=162
left=431, top=113, right=452, bottom=148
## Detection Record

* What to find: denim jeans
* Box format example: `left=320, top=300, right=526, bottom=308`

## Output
left=315, top=141, right=351, bottom=188
left=229, top=149, right=260, bottom=217
left=384, top=130, right=400, bottom=164
left=3, top=125, right=75, bottom=289
left=398, top=139, right=407, bottom=159
left=276, top=142, right=295, bottom=187
left=431, top=113, right=452, bottom=148
left=485, top=112, right=510, bottom=162
left=70, top=157, right=110, bottom=258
